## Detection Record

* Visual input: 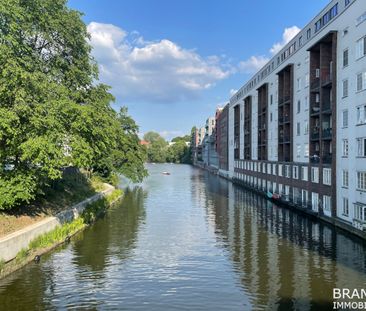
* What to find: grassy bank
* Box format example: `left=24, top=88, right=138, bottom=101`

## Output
left=0, top=173, right=107, bottom=238
left=0, top=189, right=123, bottom=280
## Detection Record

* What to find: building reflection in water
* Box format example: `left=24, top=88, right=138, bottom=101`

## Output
left=198, top=170, right=366, bottom=310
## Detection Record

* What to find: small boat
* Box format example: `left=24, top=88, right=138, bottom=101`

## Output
left=162, top=172, right=171, bottom=175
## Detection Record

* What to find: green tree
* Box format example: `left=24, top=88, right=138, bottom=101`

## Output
left=0, top=0, right=146, bottom=210
left=143, top=132, right=167, bottom=163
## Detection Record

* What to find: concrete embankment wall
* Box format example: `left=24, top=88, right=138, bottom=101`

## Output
left=0, top=185, right=114, bottom=263
left=195, top=164, right=366, bottom=241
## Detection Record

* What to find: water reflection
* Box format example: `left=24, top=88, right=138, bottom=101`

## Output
left=0, top=187, right=146, bottom=311
left=1, top=165, right=366, bottom=311
left=201, top=171, right=366, bottom=310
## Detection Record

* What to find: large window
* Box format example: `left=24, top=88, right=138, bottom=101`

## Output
left=304, top=120, right=309, bottom=135
left=343, top=79, right=348, bottom=97
left=323, top=195, right=331, bottom=212
left=342, top=139, right=349, bottom=157
left=342, top=198, right=349, bottom=216
left=285, top=165, right=291, bottom=178
left=302, top=166, right=308, bottom=181
left=343, top=49, right=349, bottom=67
left=311, top=167, right=319, bottom=183
left=357, top=72, right=366, bottom=92
left=342, top=110, right=348, bottom=128
left=342, top=170, right=349, bottom=188
left=293, top=166, right=299, bottom=179
left=323, top=168, right=332, bottom=186
left=357, top=138, right=366, bottom=157
left=357, top=171, right=366, bottom=191
left=354, top=203, right=366, bottom=221
left=356, top=105, right=366, bottom=125
left=356, top=36, right=366, bottom=60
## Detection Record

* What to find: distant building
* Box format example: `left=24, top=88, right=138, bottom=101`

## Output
left=216, top=104, right=229, bottom=172
left=139, top=140, right=150, bottom=146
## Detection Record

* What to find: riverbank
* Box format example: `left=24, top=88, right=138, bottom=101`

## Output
left=0, top=186, right=123, bottom=280
left=0, top=174, right=107, bottom=239
left=198, top=164, right=366, bottom=241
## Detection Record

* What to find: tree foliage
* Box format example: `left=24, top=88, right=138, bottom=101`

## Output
left=143, top=132, right=191, bottom=164
left=0, top=0, right=147, bottom=210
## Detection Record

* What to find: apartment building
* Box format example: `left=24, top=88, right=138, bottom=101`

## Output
left=226, top=0, right=366, bottom=232
left=216, top=105, right=229, bottom=172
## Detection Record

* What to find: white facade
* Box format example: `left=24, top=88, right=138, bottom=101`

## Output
left=227, top=0, right=366, bottom=231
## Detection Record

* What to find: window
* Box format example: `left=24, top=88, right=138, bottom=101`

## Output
left=315, top=19, right=322, bottom=33
left=304, top=143, right=309, bottom=157
left=323, top=168, right=332, bottom=185
left=356, top=105, right=366, bottom=125
left=296, top=144, right=301, bottom=158
left=343, top=49, right=349, bottom=67
left=297, top=122, right=300, bottom=136
left=293, top=166, right=299, bottom=179
left=343, top=197, right=349, bottom=216
left=270, top=94, right=273, bottom=105
left=342, top=170, right=349, bottom=188
left=305, top=96, right=309, bottom=111
left=356, top=36, right=366, bottom=59
left=297, top=100, right=301, bottom=113
left=342, top=79, right=348, bottom=97
left=297, top=78, right=301, bottom=91
left=354, top=203, right=366, bottom=221
left=278, top=164, right=283, bottom=177
left=323, top=195, right=331, bottom=212
left=342, top=139, right=349, bottom=157
left=342, top=110, right=348, bottom=128
left=273, top=164, right=277, bottom=176
left=267, top=163, right=271, bottom=174
left=345, top=0, right=350, bottom=6
left=285, top=165, right=291, bottom=178
left=307, top=28, right=311, bottom=39
left=299, top=36, right=303, bottom=47
left=357, top=171, right=366, bottom=191
left=304, top=120, right=309, bottom=135
left=357, top=138, right=366, bottom=157
left=311, top=167, right=319, bottom=183
left=305, top=74, right=309, bottom=88
left=312, top=193, right=319, bottom=212
left=302, top=166, right=308, bottom=181
left=302, top=190, right=308, bottom=207
left=357, top=72, right=366, bottom=92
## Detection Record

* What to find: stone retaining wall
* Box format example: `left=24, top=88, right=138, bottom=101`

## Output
left=0, top=184, right=114, bottom=262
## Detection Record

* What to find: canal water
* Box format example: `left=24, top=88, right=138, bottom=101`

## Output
left=1, top=164, right=366, bottom=310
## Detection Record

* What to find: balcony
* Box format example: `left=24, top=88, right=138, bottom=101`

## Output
left=310, top=154, right=320, bottom=163
left=310, top=78, right=320, bottom=91
left=279, top=95, right=291, bottom=105
left=322, top=102, right=332, bottom=114
left=279, top=115, right=290, bottom=123
left=322, top=153, right=333, bottom=164
left=321, top=73, right=333, bottom=87
left=311, top=131, right=320, bottom=140
left=279, top=135, right=290, bottom=143
left=322, top=128, right=332, bottom=140
left=311, top=106, right=320, bottom=116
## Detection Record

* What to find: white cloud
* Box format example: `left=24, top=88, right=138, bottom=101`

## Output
left=238, top=55, right=270, bottom=74
left=87, top=22, right=230, bottom=103
left=237, top=25, right=300, bottom=75
left=270, top=26, right=301, bottom=55
left=159, top=130, right=184, bottom=140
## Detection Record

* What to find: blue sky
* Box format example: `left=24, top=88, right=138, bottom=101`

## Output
left=68, top=0, right=330, bottom=141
